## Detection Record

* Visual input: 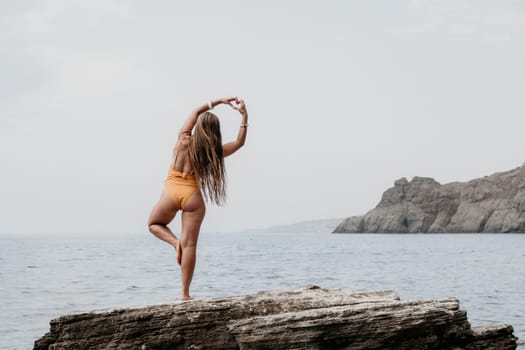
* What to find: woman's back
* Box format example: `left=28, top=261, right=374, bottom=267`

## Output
left=171, top=133, right=194, bottom=175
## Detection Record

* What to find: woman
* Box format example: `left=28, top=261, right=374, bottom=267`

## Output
left=148, top=97, right=248, bottom=300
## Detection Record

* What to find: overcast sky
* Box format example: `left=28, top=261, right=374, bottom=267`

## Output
left=1, top=1, right=524, bottom=235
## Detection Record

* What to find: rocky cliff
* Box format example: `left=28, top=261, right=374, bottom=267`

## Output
left=34, top=286, right=517, bottom=350
left=334, top=164, right=525, bottom=233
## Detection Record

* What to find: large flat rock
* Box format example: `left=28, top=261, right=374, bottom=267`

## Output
left=34, top=286, right=517, bottom=350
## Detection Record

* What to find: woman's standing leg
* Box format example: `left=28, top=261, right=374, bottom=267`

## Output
left=148, top=191, right=182, bottom=264
left=179, top=192, right=206, bottom=300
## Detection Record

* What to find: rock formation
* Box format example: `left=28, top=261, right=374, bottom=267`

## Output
left=334, top=164, right=525, bottom=233
left=34, top=286, right=517, bottom=349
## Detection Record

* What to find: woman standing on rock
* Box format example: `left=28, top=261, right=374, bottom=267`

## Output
left=148, top=97, right=248, bottom=300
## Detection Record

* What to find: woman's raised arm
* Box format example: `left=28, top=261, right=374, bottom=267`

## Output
left=223, top=99, right=248, bottom=157
left=178, top=97, right=238, bottom=136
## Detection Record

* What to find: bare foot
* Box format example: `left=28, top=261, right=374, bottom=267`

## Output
left=173, top=239, right=182, bottom=266
left=181, top=296, right=194, bottom=301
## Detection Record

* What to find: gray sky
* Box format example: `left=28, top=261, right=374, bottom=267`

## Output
left=1, top=0, right=524, bottom=235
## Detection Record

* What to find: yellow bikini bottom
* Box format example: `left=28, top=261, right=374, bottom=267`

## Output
left=164, top=169, right=199, bottom=209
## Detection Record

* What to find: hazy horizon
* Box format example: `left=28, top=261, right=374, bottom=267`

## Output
left=2, top=1, right=524, bottom=235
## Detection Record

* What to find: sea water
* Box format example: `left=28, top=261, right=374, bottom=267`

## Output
left=1, top=232, right=524, bottom=349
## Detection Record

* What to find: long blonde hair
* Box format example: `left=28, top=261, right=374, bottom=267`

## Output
left=190, top=112, right=226, bottom=205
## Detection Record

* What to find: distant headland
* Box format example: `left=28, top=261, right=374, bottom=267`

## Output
left=242, top=218, right=344, bottom=234
left=334, top=163, right=525, bottom=233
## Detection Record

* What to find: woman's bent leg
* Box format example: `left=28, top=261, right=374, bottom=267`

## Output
left=148, top=191, right=182, bottom=264
left=179, top=192, right=206, bottom=300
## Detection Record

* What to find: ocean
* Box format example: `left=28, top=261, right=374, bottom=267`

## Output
left=1, top=232, right=524, bottom=349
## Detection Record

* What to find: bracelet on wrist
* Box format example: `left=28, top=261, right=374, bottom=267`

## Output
left=240, top=123, right=248, bottom=128
left=207, top=100, right=214, bottom=110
